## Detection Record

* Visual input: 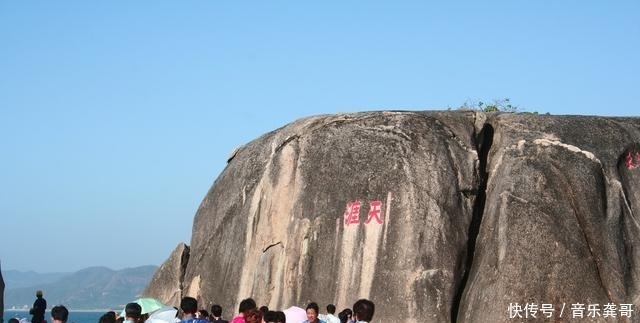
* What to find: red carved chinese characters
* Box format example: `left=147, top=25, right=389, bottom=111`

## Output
left=365, top=200, right=383, bottom=224
left=625, top=151, right=639, bottom=170
left=344, top=201, right=362, bottom=226
left=342, top=200, right=384, bottom=226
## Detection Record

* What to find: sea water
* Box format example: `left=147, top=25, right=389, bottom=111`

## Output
left=4, top=310, right=106, bottom=323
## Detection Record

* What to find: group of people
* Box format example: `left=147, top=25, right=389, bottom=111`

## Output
left=121, top=296, right=374, bottom=323
left=297, top=301, right=375, bottom=323
left=21, top=290, right=375, bottom=323
left=165, top=296, right=373, bottom=323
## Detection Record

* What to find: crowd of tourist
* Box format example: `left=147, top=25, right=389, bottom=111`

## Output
left=21, top=290, right=375, bottom=323
left=117, top=297, right=374, bottom=323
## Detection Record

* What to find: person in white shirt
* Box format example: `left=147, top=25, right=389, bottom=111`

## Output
left=323, top=304, right=340, bottom=323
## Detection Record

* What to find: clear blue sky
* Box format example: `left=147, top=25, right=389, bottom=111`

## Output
left=1, top=1, right=638, bottom=273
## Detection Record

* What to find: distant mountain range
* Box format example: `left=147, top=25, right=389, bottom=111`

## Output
left=2, top=271, right=69, bottom=290
left=3, top=266, right=157, bottom=310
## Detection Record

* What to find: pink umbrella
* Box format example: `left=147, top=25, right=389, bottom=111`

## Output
left=283, top=306, right=307, bottom=323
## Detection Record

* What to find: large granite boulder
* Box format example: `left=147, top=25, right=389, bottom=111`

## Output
left=146, top=111, right=640, bottom=322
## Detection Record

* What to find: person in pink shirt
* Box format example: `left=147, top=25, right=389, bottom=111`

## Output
left=230, top=298, right=257, bottom=323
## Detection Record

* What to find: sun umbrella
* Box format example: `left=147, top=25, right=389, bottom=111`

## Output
left=121, top=297, right=169, bottom=317
left=146, top=306, right=178, bottom=323
left=137, top=298, right=168, bottom=314
left=283, top=306, right=307, bottom=323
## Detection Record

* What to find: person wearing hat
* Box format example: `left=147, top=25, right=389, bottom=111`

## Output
left=124, top=303, right=142, bottom=323
left=30, top=290, right=47, bottom=323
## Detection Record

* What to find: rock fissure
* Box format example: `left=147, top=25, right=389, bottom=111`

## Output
left=274, top=135, right=300, bottom=153
left=263, top=241, right=283, bottom=253
left=451, top=123, right=494, bottom=322
left=178, top=245, right=190, bottom=300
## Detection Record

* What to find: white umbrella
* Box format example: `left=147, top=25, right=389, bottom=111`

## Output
left=283, top=306, right=306, bottom=323
left=146, top=306, right=178, bottom=323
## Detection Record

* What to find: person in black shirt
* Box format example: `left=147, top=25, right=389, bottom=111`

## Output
left=30, top=290, right=47, bottom=323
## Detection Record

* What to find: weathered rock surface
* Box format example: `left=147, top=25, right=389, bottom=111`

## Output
left=143, top=243, right=190, bottom=307
left=145, top=111, right=640, bottom=322
left=459, top=114, right=640, bottom=323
